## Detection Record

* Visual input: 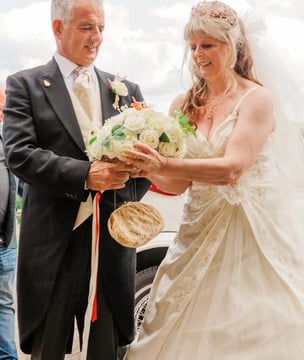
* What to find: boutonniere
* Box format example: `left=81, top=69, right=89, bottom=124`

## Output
left=108, top=75, right=128, bottom=111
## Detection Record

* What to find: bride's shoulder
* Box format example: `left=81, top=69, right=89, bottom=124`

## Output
left=238, top=84, right=275, bottom=126
left=238, top=82, right=273, bottom=109
left=169, top=93, right=186, bottom=116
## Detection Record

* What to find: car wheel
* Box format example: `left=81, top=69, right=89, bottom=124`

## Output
left=117, top=266, right=158, bottom=360
left=134, top=266, right=158, bottom=334
left=117, top=345, right=127, bottom=360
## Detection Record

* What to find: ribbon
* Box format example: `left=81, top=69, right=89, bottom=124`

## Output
left=81, top=191, right=102, bottom=360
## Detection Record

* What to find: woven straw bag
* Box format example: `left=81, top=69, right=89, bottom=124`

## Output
left=108, top=201, right=164, bottom=248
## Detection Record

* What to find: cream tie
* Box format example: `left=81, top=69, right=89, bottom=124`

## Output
left=74, top=67, right=94, bottom=120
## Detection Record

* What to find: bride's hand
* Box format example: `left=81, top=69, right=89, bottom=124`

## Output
left=128, top=166, right=148, bottom=178
left=123, top=142, right=167, bottom=174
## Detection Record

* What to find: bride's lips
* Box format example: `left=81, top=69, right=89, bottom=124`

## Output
left=199, top=61, right=211, bottom=67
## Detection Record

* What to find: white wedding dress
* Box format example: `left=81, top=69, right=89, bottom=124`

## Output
left=126, top=90, right=304, bottom=360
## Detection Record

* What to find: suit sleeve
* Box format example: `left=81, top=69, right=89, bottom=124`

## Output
left=3, top=73, right=90, bottom=201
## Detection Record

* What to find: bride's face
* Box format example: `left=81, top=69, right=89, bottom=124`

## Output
left=189, top=34, right=229, bottom=80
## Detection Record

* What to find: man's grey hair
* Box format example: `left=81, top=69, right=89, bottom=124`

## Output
left=51, top=0, right=104, bottom=25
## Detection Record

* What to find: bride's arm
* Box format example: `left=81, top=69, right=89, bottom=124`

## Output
left=141, top=172, right=191, bottom=195
left=126, top=87, right=274, bottom=185
left=125, top=87, right=274, bottom=186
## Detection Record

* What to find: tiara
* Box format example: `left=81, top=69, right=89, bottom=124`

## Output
left=191, top=1, right=237, bottom=26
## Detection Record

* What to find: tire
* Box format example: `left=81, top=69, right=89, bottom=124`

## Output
left=117, top=346, right=127, bottom=360
left=134, top=266, right=158, bottom=334
left=117, top=266, right=158, bottom=360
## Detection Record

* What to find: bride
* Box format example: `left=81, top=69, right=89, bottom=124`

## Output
left=124, top=1, right=304, bottom=359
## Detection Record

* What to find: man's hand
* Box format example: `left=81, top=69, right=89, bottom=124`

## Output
left=86, top=160, right=136, bottom=192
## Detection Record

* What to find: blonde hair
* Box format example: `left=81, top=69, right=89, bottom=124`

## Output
left=182, top=1, right=260, bottom=117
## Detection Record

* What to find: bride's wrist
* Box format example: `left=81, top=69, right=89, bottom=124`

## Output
left=159, top=156, right=169, bottom=172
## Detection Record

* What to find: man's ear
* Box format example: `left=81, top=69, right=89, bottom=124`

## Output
left=53, top=19, right=63, bottom=38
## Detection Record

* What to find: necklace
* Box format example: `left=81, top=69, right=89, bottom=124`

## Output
left=203, top=89, right=230, bottom=138
left=205, top=90, right=229, bottom=121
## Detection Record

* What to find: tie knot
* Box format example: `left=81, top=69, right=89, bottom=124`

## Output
left=75, top=66, right=89, bottom=75
left=74, top=67, right=91, bottom=87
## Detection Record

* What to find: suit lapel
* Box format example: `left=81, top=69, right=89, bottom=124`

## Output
left=38, top=62, right=123, bottom=152
left=39, top=59, right=86, bottom=152
left=95, top=69, right=119, bottom=124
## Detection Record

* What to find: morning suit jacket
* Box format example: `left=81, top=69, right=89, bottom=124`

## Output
left=3, top=58, right=151, bottom=352
left=0, top=132, right=17, bottom=249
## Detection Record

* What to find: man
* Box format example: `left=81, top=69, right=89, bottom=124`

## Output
left=0, top=84, right=18, bottom=360
left=3, top=1, right=150, bottom=359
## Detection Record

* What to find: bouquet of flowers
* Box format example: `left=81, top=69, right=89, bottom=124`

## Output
left=86, top=100, right=195, bottom=162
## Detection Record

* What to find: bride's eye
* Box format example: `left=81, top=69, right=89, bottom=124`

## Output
left=202, top=44, right=213, bottom=49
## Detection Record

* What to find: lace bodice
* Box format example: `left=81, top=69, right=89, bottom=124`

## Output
left=184, top=106, right=275, bottom=219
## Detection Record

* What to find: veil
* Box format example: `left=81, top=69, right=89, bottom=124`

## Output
left=226, top=0, right=304, bottom=197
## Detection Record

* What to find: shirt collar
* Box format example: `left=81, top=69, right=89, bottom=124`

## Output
left=53, top=53, right=95, bottom=79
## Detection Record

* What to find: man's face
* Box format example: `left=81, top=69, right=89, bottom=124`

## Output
left=0, top=88, right=5, bottom=123
left=54, top=0, right=105, bottom=67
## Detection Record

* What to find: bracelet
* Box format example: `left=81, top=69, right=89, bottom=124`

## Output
left=161, top=157, right=169, bottom=170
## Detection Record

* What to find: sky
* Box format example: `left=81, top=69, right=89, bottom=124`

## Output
left=0, top=0, right=304, bottom=113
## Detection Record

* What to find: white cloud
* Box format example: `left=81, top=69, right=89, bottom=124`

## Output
left=152, top=2, right=191, bottom=23
left=0, top=2, right=51, bottom=42
left=0, top=2, right=53, bottom=80
left=0, top=0, right=304, bottom=112
left=98, top=2, right=190, bottom=112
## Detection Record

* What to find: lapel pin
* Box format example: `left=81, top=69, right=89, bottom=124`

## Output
left=43, top=79, right=51, bottom=87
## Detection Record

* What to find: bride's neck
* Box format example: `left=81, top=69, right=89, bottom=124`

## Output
left=204, top=73, right=238, bottom=98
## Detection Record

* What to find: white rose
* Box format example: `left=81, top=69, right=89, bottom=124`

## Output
left=139, top=130, right=160, bottom=149
left=173, top=140, right=187, bottom=158
left=103, top=138, right=133, bottom=160
left=140, top=108, right=158, bottom=119
left=102, top=137, right=116, bottom=159
left=104, top=114, right=124, bottom=127
left=158, top=141, right=177, bottom=157
left=146, top=116, right=166, bottom=137
left=86, top=137, right=104, bottom=161
left=164, top=121, right=184, bottom=143
left=124, top=114, right=145, bottom=134
left=98, top=125, right=112, bottom=142
left=121, top=108, right=137, bottom=118
left=124, top=130, right=137, bottom=142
